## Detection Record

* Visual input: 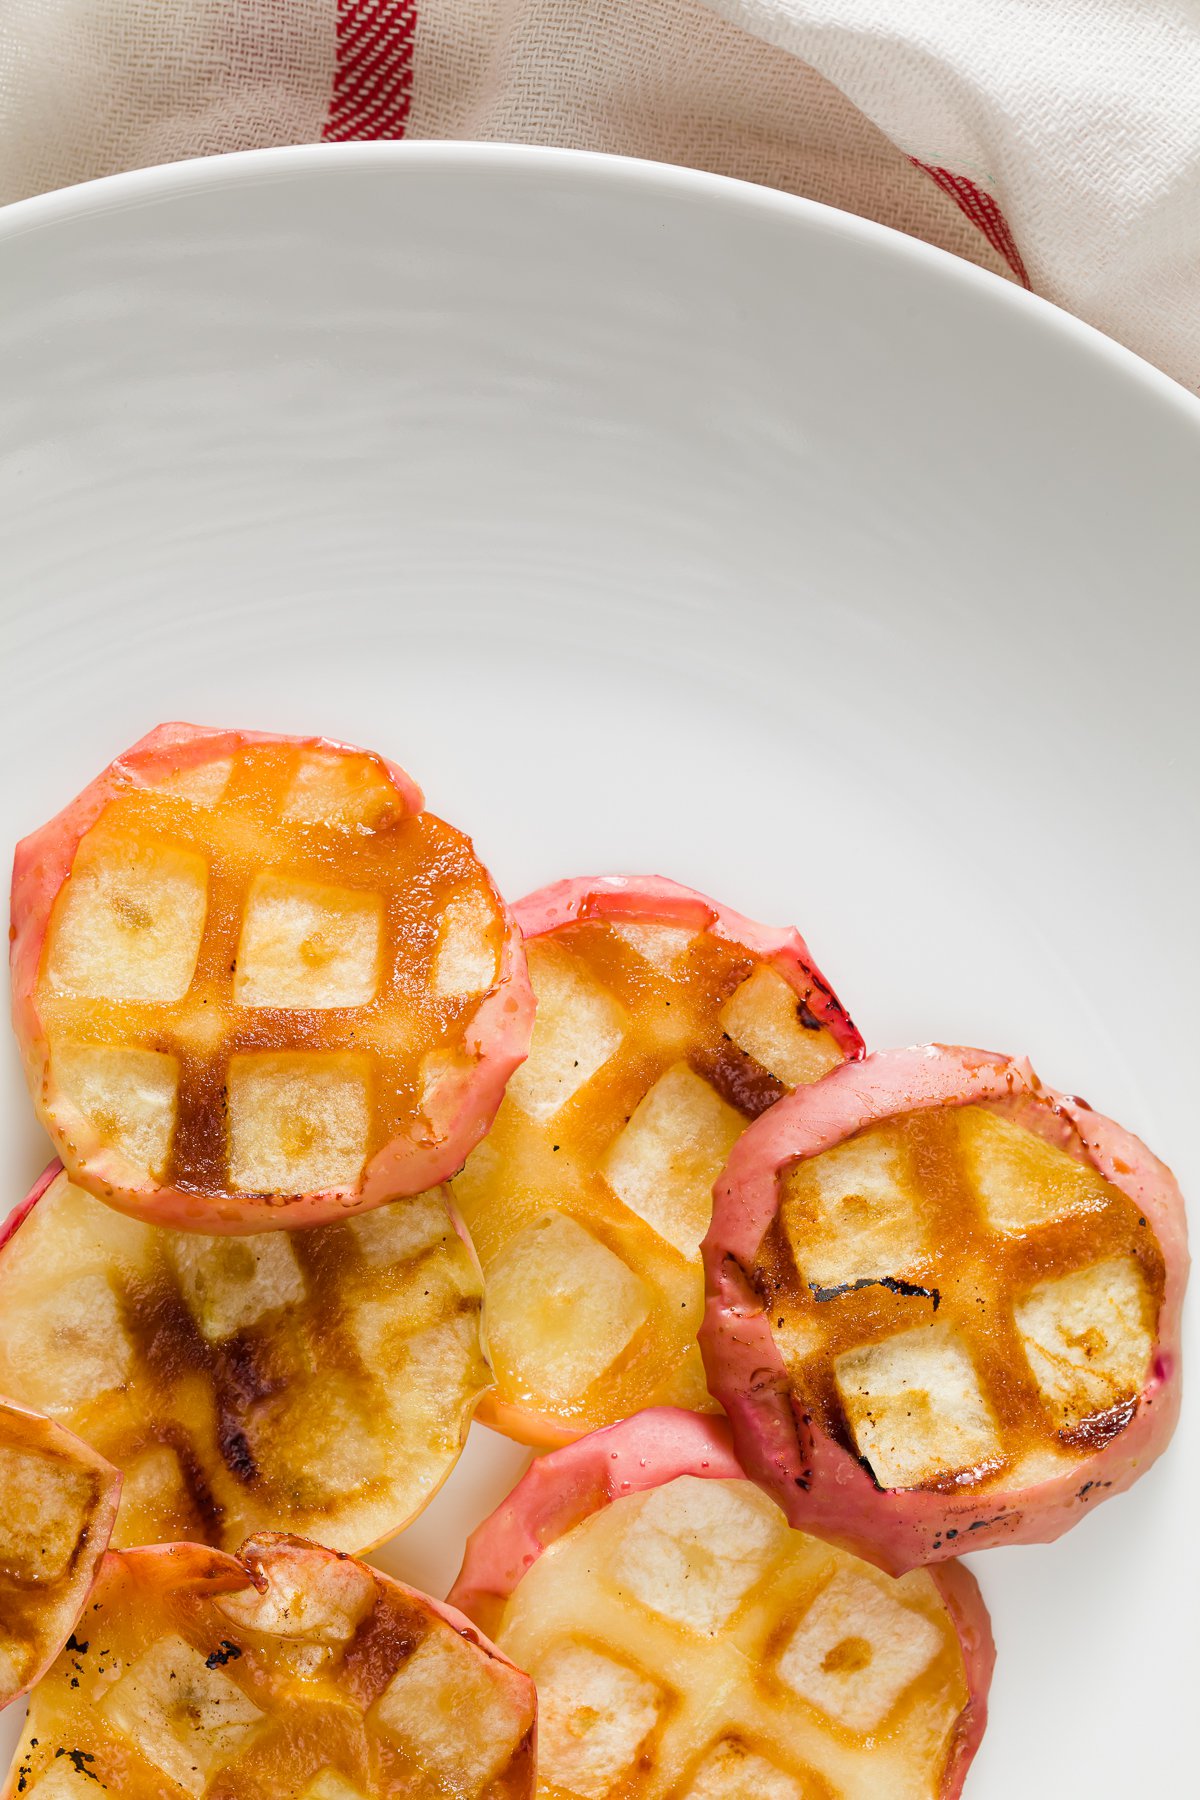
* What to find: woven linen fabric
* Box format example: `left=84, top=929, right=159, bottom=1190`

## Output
left=1, top=1, right=1198, bottom=388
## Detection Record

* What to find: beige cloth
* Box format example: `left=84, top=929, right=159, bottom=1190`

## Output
left=2, top=2, right=1199, bottom=387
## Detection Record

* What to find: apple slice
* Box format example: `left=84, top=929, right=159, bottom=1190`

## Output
left=0, top=1163, right=491, bottom=1554
left=452, top=874, right=862, bottom=1447
left=0, top=1397, right=120, bottom=1708
left=3, top=1532, right=535, bottom=1800
left=450, top=1409, right=991, bottom=1800
left=11, top=722, right=533, bottom=1232
left=701, top=1044, right=1187, bottom=1572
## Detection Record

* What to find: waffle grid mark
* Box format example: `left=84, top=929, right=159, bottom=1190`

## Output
left=36, top=743, right=507, bottom=1201
left=503, top=1478, right=967, bottom=1799
left=766, top=1105, right=1161, bottom=1491
left=456, top=916, right=848, bottom=1438
left=0, top=1171, right=488, bottom=1553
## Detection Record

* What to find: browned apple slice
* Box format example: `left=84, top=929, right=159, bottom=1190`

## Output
left=451, top=1409, right=992, bottom=1800
left=0, top=1396, right=120, bottom=1706
left=701, top=1045, right=1186, bottom=1571
left=11, top=722, right=533, bottom=1232
left=2, top=1533, right=535, bottom=1800
left=0, top=1164, right=490, bottom=1553
left=453, top=874, right=861, bottom=1446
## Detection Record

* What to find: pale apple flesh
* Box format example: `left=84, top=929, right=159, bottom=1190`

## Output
left=3, top=1533, right=536, bottom=1800
left=10, top=721, right=534, bottom=1232
left=452, top=873, right=862, bottom=1447
left=450, top=1408, right=992, bottom=1800
left=0, top=1165, right=491, bottom=1554
left=701, top=1045, right=1187, bottom=1572
left=0, top=1394, right=121, bottom=1706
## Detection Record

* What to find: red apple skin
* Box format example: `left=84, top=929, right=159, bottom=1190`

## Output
left=700, top=1044, right=1187, bottom=1574
left=11, top=721, right=534, bottom=1232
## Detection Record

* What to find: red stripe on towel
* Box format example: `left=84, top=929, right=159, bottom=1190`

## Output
left=323, top=0, right=416, bottom=142
left=911, top=161, right=1031, bottom=288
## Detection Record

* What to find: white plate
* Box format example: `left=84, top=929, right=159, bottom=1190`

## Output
left=1, top=144, right=1196, bottom=1796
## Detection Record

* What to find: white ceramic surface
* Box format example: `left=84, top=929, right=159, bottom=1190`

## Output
left=1, top=144, right=1196, bottom=1796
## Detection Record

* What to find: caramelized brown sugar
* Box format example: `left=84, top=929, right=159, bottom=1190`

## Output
left=0, top=1401, right=120, bottom=1705
left=0, top=1170, right=490, bottom=1554
left=753, top=1101, right=1166, bottom=1494
left=29, top=740, right=514, bottom=1221
left=493, top=1476, right=969, bottom=1800
left=454, top=916, right=847, bottom=1443
left=3, top=1535, right=535, bottom=1800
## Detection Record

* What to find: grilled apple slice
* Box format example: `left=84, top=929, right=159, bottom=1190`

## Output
left=11, top=722, right=533, bottom=1231
left=3, top=1532, right=535, bottom=1800
left=453, top=874, right=863, bottom=1447
left=701, top=1044, right=1187, bottom=1572
left=0, top=1163, right=490, bottom=1553
left=453, top=875, right=861, bottom=1447
left=451, top=1408, right=991, bottom=1800
left=0, top=1397, right=120, bottom=1706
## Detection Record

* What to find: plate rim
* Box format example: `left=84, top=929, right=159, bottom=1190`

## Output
left=1, top=138, right=1197, bottom=434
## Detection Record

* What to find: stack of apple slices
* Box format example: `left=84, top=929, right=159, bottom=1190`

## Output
left=3, top=724, right=537, bottom=1800
left=0, top=722, right=1187, bottom=1800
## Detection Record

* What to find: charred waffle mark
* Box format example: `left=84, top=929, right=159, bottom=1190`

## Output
left=339, top=1598, right=424, bottom=1708
left=124, top=1275, right=209, bottom=1382
left=1059, top=1396, right=1139, bottom=1453
left=284, top=1219, right=357, bottom=1293
left=213, top=1012, right=357, bottom=1056
left=57, top=1475, right=105, bottom=1580
left=750, top=1219, right=803, bottom=1303
left=169, top=1062, right=234, bottom=1196
left=165, top=1433, right=226, bottom=1539
left=809, top=1275, right=941, bottom=1310
left=216, top=1421, right=258, bottom=1485
left=690, top=1043, right=787, bottom=1120
left=703, top=946, right=760, bottom=1005
left=213, top=1336, right=290, bottom=1486
left=216, top=1334, right=292, bottom=1413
